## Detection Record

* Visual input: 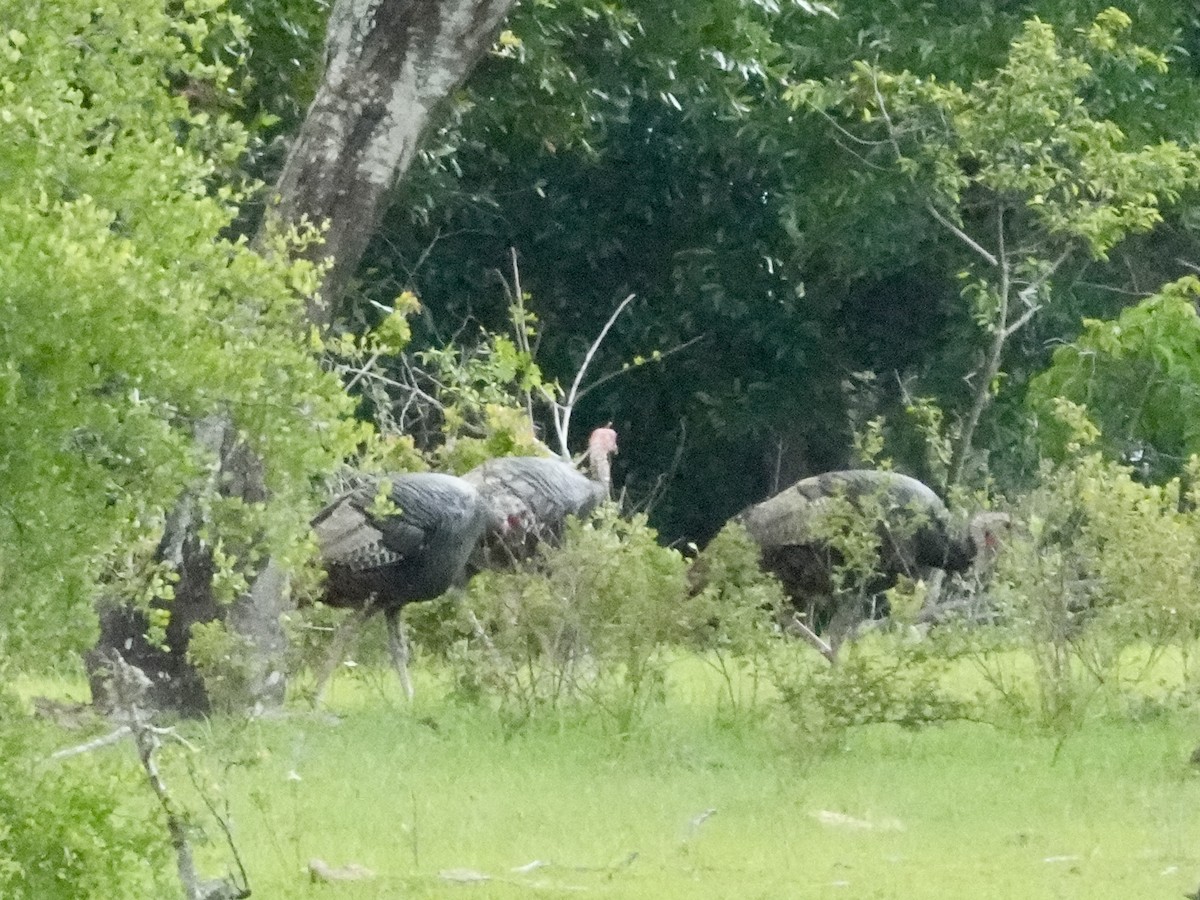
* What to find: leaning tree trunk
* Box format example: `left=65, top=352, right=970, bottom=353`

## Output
left=89, top=0, right=516, bottom=715
left=88, top=418, right=288, bottom=717
left=266, top=0, right=517, bottom=324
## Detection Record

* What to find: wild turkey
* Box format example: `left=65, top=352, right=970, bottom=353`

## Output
left=462, top=426, right=618, bottom=568
left=736, top=469, right=1008, bottom=644
left=310, top=471, right=488, bottom=700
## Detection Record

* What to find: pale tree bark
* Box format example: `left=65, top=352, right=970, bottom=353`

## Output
left=89, top=0, right=515, bottom=715
left=267, top=0, right=517, bottom=324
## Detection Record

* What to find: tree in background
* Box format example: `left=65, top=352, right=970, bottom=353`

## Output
left=1030, top=276, right=1200, bottom=481
left=330, top=0, right=1200, bottom=536
left=792, top=9, right=1200, bottom=487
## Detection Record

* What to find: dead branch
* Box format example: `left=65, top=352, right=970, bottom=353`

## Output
left=926, top=202, right=999, bottom=267
left=549, top=292, right=636, bottom=460
left=782, top=612, right=837, bottom=664
left=51, top=651, right=250, bottom=900
left=573, top=334, right=705, bottom=405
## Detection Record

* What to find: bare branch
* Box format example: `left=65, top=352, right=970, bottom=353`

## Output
left=802, top=104, right=894, bottom=172
left=551, top=292, right=637, bottom=459
left=926, top=202, right=999, bottom=266
left=782, top=612, right=837, bottom=664
left=1002, top=290, right=1042, bottom=338
left=49, top=726, right=132, bottom=760
left=504, top=247, right=539, bottom=429
left=1002, top=247, right=1071, bottom=338
left=399, top=356, right=448, bottom=411
left=342, top=350, right=383, bottom=391
left=188, top=759, right=251, bottom=897
left=507, top=247, right=531, bottom=356
left=870, top=66, right=906, bottom=165
left=51, top=652, right=249, bottom=900
left=574, top=334, right=705, bottom=404
left=1072, top=280, right=1152, bottom=298
left=402, top=225, right=447, bottom=284
left=627, top=420, right=688, bottom=517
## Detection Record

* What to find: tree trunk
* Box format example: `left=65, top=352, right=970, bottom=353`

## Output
left=266, top=0, right=517, bottom=324
left=88, top=418, right=283, bottom=716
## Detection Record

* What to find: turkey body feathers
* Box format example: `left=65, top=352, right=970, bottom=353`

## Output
left=736, top=470, right=979, bottom=631
left=312, top=472, right=487, bottom=612
left=740, top=470, right=970, bottom=575
left=462, top=428, right=617, bottom=567
left=463, top=456, right=606, bottom=539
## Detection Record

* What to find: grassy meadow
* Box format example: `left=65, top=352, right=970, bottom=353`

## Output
left=27, top=648, right=1200, bottom=899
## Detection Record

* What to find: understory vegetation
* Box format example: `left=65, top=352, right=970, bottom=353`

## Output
left=15, top=433, right=1200, bottom=896
left=14, top=637, right=1200, bottom=898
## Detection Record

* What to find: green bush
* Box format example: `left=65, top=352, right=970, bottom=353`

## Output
left=1029, top=278, right=1200, bottom=484
left=0, top=690, right=172, bottom=898
left=0, top=0, right=358, bottom=667
left=446, top=509, right=688, bottom=732
left=771, top=633, right=970, bottom=755
left=979, top=427, right=1200, bottom=727
left=684, top=522, right=787, bottom=710
left=187, top=620, right=257, bottom=714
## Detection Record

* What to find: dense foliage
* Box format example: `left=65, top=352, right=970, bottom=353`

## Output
left=13, top=1, right=1200, bottom=895
left=424, top=511, right=690, bottom=732
left=983, top=428, right=1200, bottom=726
left=1030, top=277, right=1200, bottom=480
left=0, top=691, right=172, bottom=898
left=0, top=0, right=359, bottom=663
left=792, top=10, right=1200, bottom=484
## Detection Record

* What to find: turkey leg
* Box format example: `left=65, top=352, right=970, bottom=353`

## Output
left=311, top=604, right=373, bottom=706
left=384, top=608, right=415, bottom=701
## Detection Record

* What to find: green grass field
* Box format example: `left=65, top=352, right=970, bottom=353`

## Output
left=60, top=652, right=1182, bottom=900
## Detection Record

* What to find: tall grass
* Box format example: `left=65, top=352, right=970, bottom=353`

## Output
left=150, top=655, right=1200, bottom=900
left=18, top=636, right=1200, bottom=899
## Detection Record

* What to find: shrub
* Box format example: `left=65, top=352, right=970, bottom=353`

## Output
left=684, top=522, right=787, bottom=709
left=445, top=509, right=688, bottom=732
left=770, top=633, right=970, bottom=755
left=0, top=690, right=172, bottom=898
left=187, top=620, right=257, bottom=714
left=980, top=432, right=1200, bottom=727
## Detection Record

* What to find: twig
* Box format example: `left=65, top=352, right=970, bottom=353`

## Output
left=505, top=248, right=539, bottom=429
left=573, top=334, right=704, bottom=404
left=49, top=725, right=133, bottom=759
left=403, top=225, right=447, bottom=284
left=551, top=292, right=636, bottom=459
left=1072, top=279, right=1151, bottom=298
left=342, top=350, right=383, bottom=391
left=926, top=202, right=999, bottom=266
left=50, top=652, right=249, bottom=900
left=398, top=356, right=447, bottom=410
left=1001, top=247, right=1071, bottom=338
left=782, top=612, right=837, bottom=664
left=507, top=247, right=531, bottom=357
left=629, top=420, right=688, bottom=517
left=188, top=758, right=251, bottom=896
left=870, top=65, right=906, bottom=165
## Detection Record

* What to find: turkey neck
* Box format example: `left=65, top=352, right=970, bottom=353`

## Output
left=588, top=441, right=612, bottom=499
